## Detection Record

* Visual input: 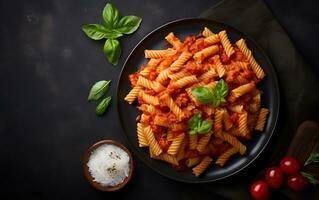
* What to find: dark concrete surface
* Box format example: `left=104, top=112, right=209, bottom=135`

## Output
left=1, top=0, right=318, bottom=199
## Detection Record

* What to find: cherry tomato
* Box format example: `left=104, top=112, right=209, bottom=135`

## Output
left=265, top=166, right=284, bottom=188
left=287, top=174, right=309, bottom=191
left=250, top=181, right=271, bottom=200
left=279, top=156, right=301, bottom=174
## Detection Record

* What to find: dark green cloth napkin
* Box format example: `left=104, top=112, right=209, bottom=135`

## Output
left=200, top=0, right=319, bottom=199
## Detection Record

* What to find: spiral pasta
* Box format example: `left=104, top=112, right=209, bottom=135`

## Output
left=216, top=147, right=238, bottom=167
left=219, top=30, right=235, bottom=57
left=125, top=27, right=269, bottom=177
left=124, top=86, right=142, bottom=104
left=255, top=108, right=269, bottom=131
left=193, top=45, right=219, bottom=62
left=220, top=132, right=246, bottom=155
left=167, top=133, right=185, bottom=156
left=144, top=126, right=163, bottom=156
left=137, top=123, right=149, bottom=147
left=202, top=27, right=215, bottom=37
left=138, top=91, right=160, bottom=106
left=186, top=157, right=202, bottom=167
left=236, top=39, right=265, bottom=79
left=204, top=34, right=220, bottom=45
left=192, top=156, right=213, bottom=177
left=170, top=51, right=192, bottom=71
left=170, top=75, right=198, bottom=89
left=144, top=49, right=176, bottom=59
left=196, top=132, right=212, bottom=153
left=189, top=134, right=198, bottom=150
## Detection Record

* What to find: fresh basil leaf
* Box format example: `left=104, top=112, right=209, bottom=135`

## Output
left=88, top=80, right=111, bottom=101
left=104, top=38, right=121, bottom=65
left=188, top=112, right=202, bottom=130
left=115, top=16, right=142, bottom=34
left=301, top=171, right=319, bottom=185
left=82, top=24, right=122, bottom=40
left=96, top=96, right=111, bottom=116
left=192, top=86, right=214, bottom=104
left=216, top=79, right=229, bottom=97
left=304, top=152, right=319, bottom=166
left=198, top=120, right=212, bottom=134
left=102, top=3, right=121, bottom=28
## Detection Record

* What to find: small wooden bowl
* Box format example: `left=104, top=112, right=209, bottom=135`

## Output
left=82, top=140, right=134, bottom=192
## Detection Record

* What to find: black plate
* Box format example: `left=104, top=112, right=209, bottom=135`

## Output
left=116, top=18, right=280, bottom=183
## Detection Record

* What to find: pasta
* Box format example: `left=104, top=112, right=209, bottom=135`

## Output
left=167, top=133, right=185, bottom=156
left=192, top=156, right=213, bottom=177
left=170, top=51, right=193, bottom=71
left=202, top=27, right=214, bottom=37
left=216, top=147, right=238, bottom=167
left=255, top=108, right=269, bottom=131
left=144, top=49, right=176, bottom=59
left=219, top=30, right=235, bottom=58
left=124, top=28, right=269, bottom=177
left=193, top=45, right=219, bottom=62
left=186, top=157, right=202, bottom=167
left=236, top=39, right=265, bottom=79
left=124, top=86, right=142, bottom=104
left=137, top=123, right=149, bottom=147
left=144, top=126, right=163, bottom=156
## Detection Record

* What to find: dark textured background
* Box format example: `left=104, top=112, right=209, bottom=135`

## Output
left=1, top=0, right=318, bottom=199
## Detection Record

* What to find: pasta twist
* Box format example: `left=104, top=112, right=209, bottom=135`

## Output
left=138, top=91, right=160, bottom=106
left=124, top=86, right=142, bottom=104
left=192, top=156, right=213, bottom=177
left=255, top=108, right=269, bottom=131
left=204, top=34, right=220, bottom=45
left=152, top=153, right=179, bottom=165
left=193, top=45, right=219, bottom=62
left=156, top=68, right=171, bottom=85
left=196, top=133, right=212, bottom=153
left=165, top=32, right=183, bottom=50
left=154, top=115, right=170, bottom=127
left=144, top=49, right=176, bottom=59
left=216, top=147, right=238, bottom=167
left=202, top=27, right=214, bottom=37
left=162, top=93, right=184, bottom=120
left=219, top=30, right=235, bottom=57
left=220, top=132, right=246, bottom=155
left=238, top=112, right=249, bottom=136
left=232, top=82, right=255, bottom=98
left=198, top=68, right=218, bottom=81
left=186, top=157, right=202, bottom=167
left=167, top=133, right=185, bottom=156
left=223, top=109, right=233, bottom=131
left=170, top=51, right=193, bottom=71
left=168, top=69, right=192, bottom=81
left=214, top=109, right=224, bottom=137
left=144, top=126, right=163, bottom=156
left=236, top=39, right=265, bottom=79
left=137, top=123, right=149, bottom=147
left=170, top=75, right=198, bottom=89
left=189, top=134, right=198, bottom=150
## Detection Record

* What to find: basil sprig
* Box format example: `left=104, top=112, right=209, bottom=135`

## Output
left=88, top=80, right=111, bottom=101
left=88, top=80, right=112, bottom=116
left=304, top=152, right=319, bottom=166
left=82, top=3, right=142, bottom=65
left=300, top=171, right=319, bottom=185
left=96, top=97, right=112, bottom=116
left=188, top=112, right=212, bottom=135
left=192, top=79, right=229, bottom=107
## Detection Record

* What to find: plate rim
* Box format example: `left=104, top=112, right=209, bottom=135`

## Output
left=116, top=17, right=280, bottom=183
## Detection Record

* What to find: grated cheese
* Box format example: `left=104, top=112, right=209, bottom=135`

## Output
left=87, top=144, right=130, bottom=186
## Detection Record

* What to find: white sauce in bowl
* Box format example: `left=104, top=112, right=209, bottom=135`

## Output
left=87, top=144, right=130, bottom=186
